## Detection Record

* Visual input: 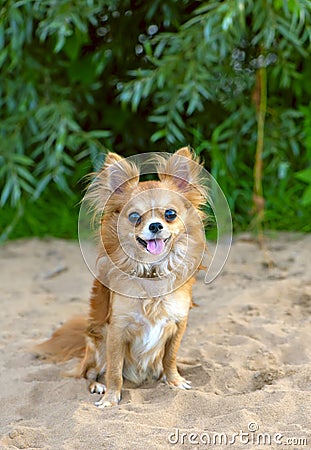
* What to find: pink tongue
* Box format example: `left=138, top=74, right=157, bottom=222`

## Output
left=147, top=239, right=165, bottom=255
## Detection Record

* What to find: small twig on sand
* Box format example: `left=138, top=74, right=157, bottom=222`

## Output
left=43, top=265, right=68, bottom=279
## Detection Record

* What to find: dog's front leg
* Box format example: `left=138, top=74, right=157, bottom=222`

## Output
left=162, top=318, right=191, bottom=390
left=95, top=324, right=125, bottom=408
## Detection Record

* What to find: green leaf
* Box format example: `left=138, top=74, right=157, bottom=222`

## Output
left=301, top=184, right=311, bottom=205
left=151, top=129, right=166, bottom=142
left=85, top=130, right=111, bottom=139
left=131, top=82, right=143, bottom=112
left=12, top=154, right=33, bottom=166
left=32, top=175, right=52, bottom=201
left=296, top=168, right=311, bottom=183
left=0, top=178, right=13, bottom=206
left=16, top=166, right=36, bottom=184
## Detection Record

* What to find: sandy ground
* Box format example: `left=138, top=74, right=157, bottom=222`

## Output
left=0, top=234, right=310, bottom=449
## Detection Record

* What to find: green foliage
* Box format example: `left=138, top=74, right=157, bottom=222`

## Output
left=120, top=0, right=311, bottom=232
left=121, top=1, right=311, bottom=139
left=0, top=0, right=311, bottom=240
left=0, top=0, right=112, bottom=212
left=0, top=190, right=79, bottom=240
left=295, top=104, right=311, bottom=206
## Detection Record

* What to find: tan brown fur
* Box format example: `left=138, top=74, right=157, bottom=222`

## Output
left=35, top=316, right=87, bottom=362
left=35, top=147, right=207, bottom=407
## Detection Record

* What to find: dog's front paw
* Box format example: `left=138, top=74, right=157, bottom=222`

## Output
left=89, top=381, right=106, bottom=395
left=95, top=390, right=121, bottom=408
left=163, top=373, right=192, bottom=390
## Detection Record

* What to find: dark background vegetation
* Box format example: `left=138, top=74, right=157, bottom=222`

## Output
left=1, top=0, right=311, bottom=241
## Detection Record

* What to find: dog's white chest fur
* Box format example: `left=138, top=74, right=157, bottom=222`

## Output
left=112, top=294, right=189, bottom=385
left=123, top=312, right=175, bottom=384
left=130, top=313, right=169, bottom=354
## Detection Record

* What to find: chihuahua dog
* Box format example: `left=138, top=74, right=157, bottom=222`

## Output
left=36, top=147, right=207, bottom=407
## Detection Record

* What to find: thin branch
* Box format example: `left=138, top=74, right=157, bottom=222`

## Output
left=253, top=64, right=267, bottom=238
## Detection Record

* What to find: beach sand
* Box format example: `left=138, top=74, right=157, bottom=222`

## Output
left=0, top=234, right=310, bottom=449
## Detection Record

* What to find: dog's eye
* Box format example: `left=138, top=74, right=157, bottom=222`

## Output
left=128, top=212, right=142, bottom=225
left=165, top=209, right=177, bottom=222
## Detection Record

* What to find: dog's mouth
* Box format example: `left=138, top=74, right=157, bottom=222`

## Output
left=136, top=236, right=171, bottom=255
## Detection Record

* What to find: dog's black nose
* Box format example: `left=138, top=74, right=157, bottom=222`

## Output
left=149, top=222, right=163, bottom=233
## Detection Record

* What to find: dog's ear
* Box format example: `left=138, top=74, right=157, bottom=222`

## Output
left=103, top=152, right=140, bottom=193
left=157, top=147, right=208, bottom=209
left=157, top=146, right=203, bottom=192
left=174, top=146, right=193, bottom=159
left=85, top=153, right=139, bottom=214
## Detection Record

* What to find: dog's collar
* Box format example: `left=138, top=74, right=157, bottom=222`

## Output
left=129, top=267, right=164, bottom=278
